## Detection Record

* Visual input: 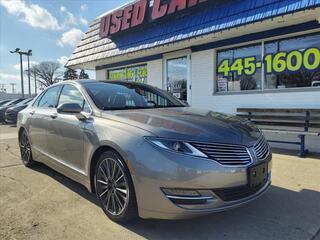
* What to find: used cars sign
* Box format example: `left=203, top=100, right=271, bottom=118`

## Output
left=100, top=0, right=208, bottom=38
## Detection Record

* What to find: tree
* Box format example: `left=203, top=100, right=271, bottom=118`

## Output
left=79, top=69, right=89, bottom=79
left=30, top=62, right=62, bottom=87
left=63, top=68, right=78, bottom=80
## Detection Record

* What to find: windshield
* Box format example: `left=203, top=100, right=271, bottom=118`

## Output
left=84, top=82, right=185, bottom=110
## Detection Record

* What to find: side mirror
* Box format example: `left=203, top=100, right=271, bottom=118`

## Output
left=57, top=103, right=82, bottom=114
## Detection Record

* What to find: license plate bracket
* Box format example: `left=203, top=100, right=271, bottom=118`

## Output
left=248, top=162, right=268, bottom=188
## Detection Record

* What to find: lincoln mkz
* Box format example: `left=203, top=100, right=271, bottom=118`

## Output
left=17, top=80, right=272, bottom=222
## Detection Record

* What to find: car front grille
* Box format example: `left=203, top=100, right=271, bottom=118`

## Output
left=254, top=135, right=270, bottom=160
left=190, top=142, right=252, bottom=166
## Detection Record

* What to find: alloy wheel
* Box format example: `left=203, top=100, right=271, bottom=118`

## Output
left=19, top=131, right=31, bottom=164
left=96, top=157, right=129, bottom=216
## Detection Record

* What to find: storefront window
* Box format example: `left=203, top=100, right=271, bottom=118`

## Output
left=264, top=34, right=320, bottom=89
left=167, top=57, right=188, bottom=101
left=217, top=44, right=262, bottom=92
left=108, top=65, right=148, bottom=83
left=216, top=33, right=320, bottom=93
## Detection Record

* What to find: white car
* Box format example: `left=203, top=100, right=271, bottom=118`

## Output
left=311, top=81, right=320, bottom=87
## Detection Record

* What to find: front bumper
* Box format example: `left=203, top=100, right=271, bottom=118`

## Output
left=0, top=110, right=6, bottom=122
left=131, top=140, right=272, bottom=220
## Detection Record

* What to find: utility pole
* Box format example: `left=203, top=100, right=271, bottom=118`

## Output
left=19, top=53, right=24, bottom=97
left=9, top=83, right=16, bottom=93
left=27, top=50, right=32, bottom=97
left=0, top=84, right=6, bottom=93
left=34, top=71, right=37, bottom=95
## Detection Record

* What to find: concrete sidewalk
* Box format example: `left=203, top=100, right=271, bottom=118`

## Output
left=0, top=125, right=319, bottom=240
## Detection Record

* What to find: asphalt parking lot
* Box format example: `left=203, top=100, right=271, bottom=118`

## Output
left=0, top=124, right=319, bottom=240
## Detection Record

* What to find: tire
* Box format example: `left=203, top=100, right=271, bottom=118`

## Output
left=94, top=150, right=138, bottom=222
left=19, top=129, right=37, bottom=167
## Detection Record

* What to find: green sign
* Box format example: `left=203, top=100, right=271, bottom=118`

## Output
left=218, top=47, right=320, bottom=77
left=108, top=65, right=148, bottom=83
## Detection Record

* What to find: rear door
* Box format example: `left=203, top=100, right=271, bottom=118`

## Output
left=28, top=86, right=62, bottom=156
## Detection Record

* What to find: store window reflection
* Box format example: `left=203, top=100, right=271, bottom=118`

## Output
left=265, top=34, right=320, bottom=89
left=217, top=44, right=262, bottom=92
left=167, top=57, right=188, bottom=101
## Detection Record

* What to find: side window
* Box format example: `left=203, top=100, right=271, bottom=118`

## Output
left=58, top=85, right=91, bottom=113
left=33, top=91, right=46, bottom=107
left=38, top=86, right=61, bottom=108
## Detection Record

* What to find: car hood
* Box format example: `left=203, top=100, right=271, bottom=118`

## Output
left=102, top=107, right=261, bottom=147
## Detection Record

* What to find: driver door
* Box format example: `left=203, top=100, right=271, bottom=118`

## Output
left=46, top=84, right=91, bottom=172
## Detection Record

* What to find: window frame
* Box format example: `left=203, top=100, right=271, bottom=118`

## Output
left=214, top=30, right=320, bottom=95
left=35, top=85, right=62, bottom=108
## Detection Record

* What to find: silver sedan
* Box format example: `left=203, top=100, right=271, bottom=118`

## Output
left=17, top=80, right=272, bottom=222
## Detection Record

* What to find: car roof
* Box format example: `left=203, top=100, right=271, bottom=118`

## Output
left=61, top=80, right=153, bottom=88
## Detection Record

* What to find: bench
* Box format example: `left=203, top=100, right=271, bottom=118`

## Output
left=237, top=108, right=320, bottom=157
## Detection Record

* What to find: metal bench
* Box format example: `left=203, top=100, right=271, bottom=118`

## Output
left=237, top=108, right=320, bottom=157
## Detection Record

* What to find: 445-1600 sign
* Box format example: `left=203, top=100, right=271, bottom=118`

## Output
left=218, top=47, right=320, bottom=77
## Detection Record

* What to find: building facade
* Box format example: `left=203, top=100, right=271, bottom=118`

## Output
left=67, top=0, right=320, bottom=152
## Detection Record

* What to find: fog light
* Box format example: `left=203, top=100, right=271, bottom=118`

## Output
left=162, top=188, right=214, bottom=205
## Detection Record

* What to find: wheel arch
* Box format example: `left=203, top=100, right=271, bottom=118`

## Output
left=89, top=145, right=135, bottom=194
left=18, top=126, right=28, bottom=141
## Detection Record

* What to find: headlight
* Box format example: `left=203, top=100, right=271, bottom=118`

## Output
left=145, top=137, right=207, bottom=158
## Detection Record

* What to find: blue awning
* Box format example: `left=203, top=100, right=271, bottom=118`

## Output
left=114, top=0, right=320, bottom=50
left=67, top=0, right=320, bottom=67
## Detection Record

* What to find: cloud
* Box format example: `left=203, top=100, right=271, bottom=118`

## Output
left=0, top=72, right=21, bottom=82
left=13, top=61, right=39, bottom=71
left=0, top=0, right=61, bottom=30
left=79, top=17, right=88, bottom=26
left=80, top=4, right=88, bottom=12
left=60, top=6, right=77, bottom=26
left=60, top=5, right=88, bottom=27
left=57, top=28, right=84, bottom=48
left=57, top=56, right=69, bottom=66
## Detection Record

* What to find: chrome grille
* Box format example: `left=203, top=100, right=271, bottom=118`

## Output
left=254, top=135, right=270, bottom=160
left=190, top=142, right=252, bottom=166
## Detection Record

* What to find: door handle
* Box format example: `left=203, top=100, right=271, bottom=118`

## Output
left=29, top=110, right=35, bottom=115
left=50, top=113, right=58, bottom=119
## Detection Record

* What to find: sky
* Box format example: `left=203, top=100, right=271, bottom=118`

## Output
left=0, top=0, right=128, bottom=94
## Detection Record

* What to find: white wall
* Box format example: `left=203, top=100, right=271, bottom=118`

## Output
left=191, top=49, right=215, bottom=108
left=147, top=59, right=163, bottom=88
left=96, top=69, right=106, bottom=80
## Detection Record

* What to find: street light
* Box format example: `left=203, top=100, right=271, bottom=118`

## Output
left=10, top=48, right=24, bottom=98
left=27, top=50, right=32, bottom=97
left=10, top=48, right=33, bottom=98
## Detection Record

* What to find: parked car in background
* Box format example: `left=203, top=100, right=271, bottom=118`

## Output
left=0, top=98, right=25, bottom=122
left=0, top=99, right=11, bottom=107
left=312, top=81, right=320, bottom=87
left=5, top=98, right=33, bottom=124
